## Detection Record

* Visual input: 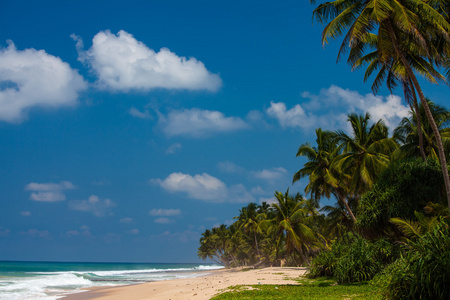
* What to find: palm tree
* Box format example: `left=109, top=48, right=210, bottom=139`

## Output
left=350, top=32, right=445, bottom=162
left=261, top=190, right=321, bottom=264
left=333, top=113, right=398, bottom=198
left=235, top=203, right=263, bottom=258
left=293, top=128, right=357, bottom=222
left=394, top=100, right=450, bottom=161
left=311, top=0, right=450, bottom=209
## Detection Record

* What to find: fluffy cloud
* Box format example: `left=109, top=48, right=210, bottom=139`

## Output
left=129, top=107, right=152, bottom=119
left=0, top=41, right=87, bottom=123
left=158, top=108, right=249, bottom=138
left=66, top=225, right=93, bottom=238
left=217, top=161, right=245, bottom=174
left=73, top=30, right=221, bottom=92
left=149, top=208, right=181, bottom=217
left=154, top=218, right=173, bottom=224
left=266, top=102, right=310, bottom=128
left=267, top=85, right=410, bottom=132
left=25, top=181, right=75, bottom=202
left=152, top=172, right=254, bottom=203
left=252, top=167, right=288, bottom=182
left=69, top=195, right=116, bottom=217
left=166, top=143, right=182, bottom=154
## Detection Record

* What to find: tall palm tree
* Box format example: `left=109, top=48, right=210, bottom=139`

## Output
left=334, top=113, right=398, bottom=198
left=261, top=190, right=321, bottom=264
left=293, top=128, right=357, bottom=221
left=350, top=32, right=445, bottom=162
left=394, top=100, right=450, bottom=160
left=236, top=203, right=263, bottom=257
left=311, top=0, right=450, bottom=209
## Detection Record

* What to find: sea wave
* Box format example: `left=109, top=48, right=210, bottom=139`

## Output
left=0, top=263, right=223, bottom=300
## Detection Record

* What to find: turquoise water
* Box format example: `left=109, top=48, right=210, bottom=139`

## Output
left=0, top=261, right=222, bottom=299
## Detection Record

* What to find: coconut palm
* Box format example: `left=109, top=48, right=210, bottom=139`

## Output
left=261, top=190, right=322, bottom=264
left=235, top=203, right=263, bottom=258
left=350, top=32, right=446, bottom=162
left=334, top=113, right=398, bottom=199
left=311, top=0, right=450, bottom=209
left=394, top=100, right=450, bottom=161
left=293, top=128, right=357, bottom=222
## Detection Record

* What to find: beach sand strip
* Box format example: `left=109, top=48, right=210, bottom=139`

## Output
left=63, top=267, right=307, bottom=300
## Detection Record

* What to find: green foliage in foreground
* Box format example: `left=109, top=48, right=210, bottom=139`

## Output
left=357, top=158, right=444, bottom=237
left=308, top=234, right=399, bottom=284
left=373, top=221, right=450, bottom=300
left=211, top=278, right=381, bottom=300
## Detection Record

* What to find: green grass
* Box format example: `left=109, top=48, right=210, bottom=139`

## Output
left=210, top=277, right=381, bottom=300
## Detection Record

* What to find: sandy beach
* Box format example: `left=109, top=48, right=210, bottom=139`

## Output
left=63, top=267, right=307, bottom=300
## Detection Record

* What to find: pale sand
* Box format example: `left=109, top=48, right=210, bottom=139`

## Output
left=63, top=267, right=307, bottom=300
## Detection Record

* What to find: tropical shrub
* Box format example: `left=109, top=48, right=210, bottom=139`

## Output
left=357, top=158, right=444, bottom=237
left=374, top=220, right=450, bottom=299
left=308, top=234, right=399, bottom=283
left=307, top=238, right=346, bottom=278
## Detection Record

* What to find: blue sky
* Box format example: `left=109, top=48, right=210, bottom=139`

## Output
left=0, top=0, right=448, bottom=263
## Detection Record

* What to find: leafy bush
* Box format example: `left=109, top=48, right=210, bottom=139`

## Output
left=374, top=220, right=450, bottom=299
left=308, top=234, right=399, bottom=284
left=357, top=158, right=444, bottom=237
left=307, top=239, right=346, bottom=278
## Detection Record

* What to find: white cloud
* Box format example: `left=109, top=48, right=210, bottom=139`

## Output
left=69, top=195, right=116, bottom=217
left=149, top=208, right=181, bottom=217
left=66, top=225, right=93, bottom=238
left=0, top=41, right=87, bottom=123
left=259, top=197, right=277, bottom=205
left=217, top=161, right=244, bottom=174
left=166, top=143, right=182, bottom=154
left=73, top=30, right=221, bottom=92
left=152, top=172, right=254, bottom=203
left=25, top=181, right=75, bottom=202
left=267, top=85, right=410, bottom=132
left=153, top=172, right=227, bottom=201
left=252, top=167, right=288, bottom=182
left=129, top=107, right=152, bottom=119
left=266, top=101, right=311, bottom=128
left=158, top=108, right=249, bottom=138
left=154, top=217, right=173, bottom=224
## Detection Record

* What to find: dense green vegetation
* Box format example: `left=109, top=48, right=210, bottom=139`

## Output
left=200, top=0, right=450, bottom=298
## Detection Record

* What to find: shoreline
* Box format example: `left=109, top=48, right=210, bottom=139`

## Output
left=63, top=267, right=308, bottom=300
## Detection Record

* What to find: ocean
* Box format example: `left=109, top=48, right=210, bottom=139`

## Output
left=0, top=261, right=223, bottom=300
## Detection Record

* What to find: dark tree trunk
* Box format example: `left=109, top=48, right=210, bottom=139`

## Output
left=388, top=19, right=450, bottom=210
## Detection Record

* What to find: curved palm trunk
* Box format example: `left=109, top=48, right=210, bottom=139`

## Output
left=409, top=81, right=427, bottom=162
left=336, top=189, right=356, bottom=222
left=254, top=232, right=260, bottom=257
left=388, top=20, right=450, bottom=210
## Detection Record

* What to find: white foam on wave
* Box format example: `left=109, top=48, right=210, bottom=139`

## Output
left=0, top=264, right=224, bottom=299
left=0, top=273, right=93, bottom=300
